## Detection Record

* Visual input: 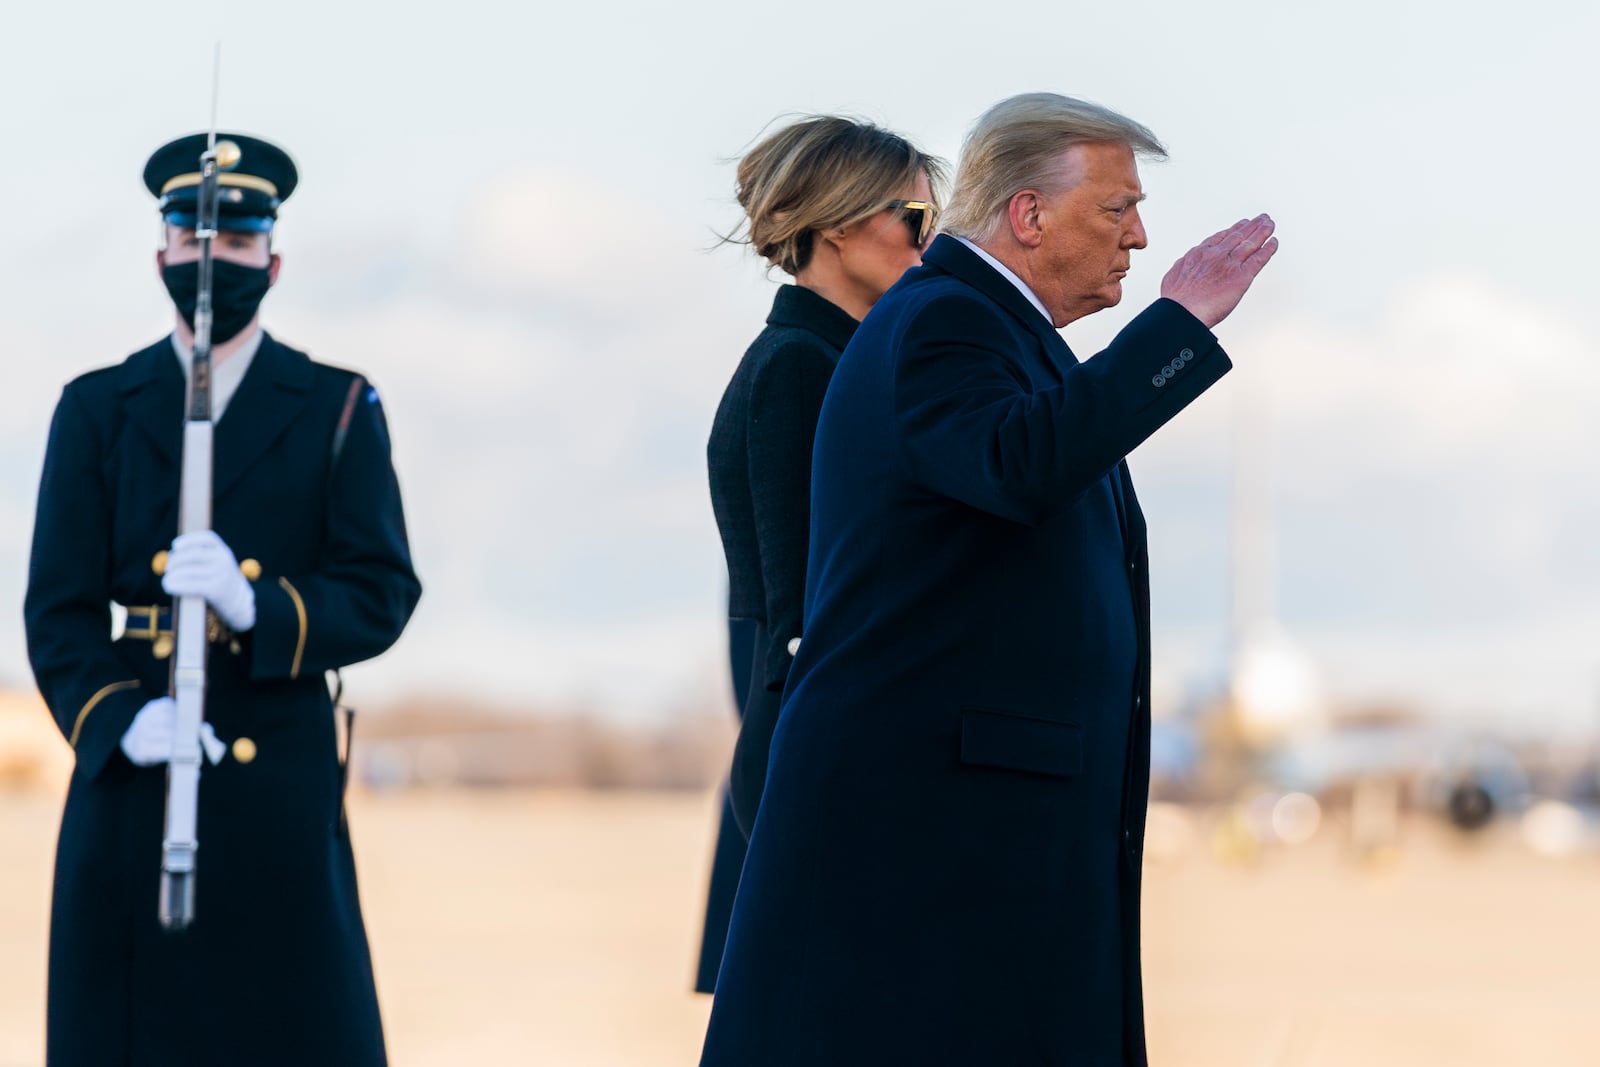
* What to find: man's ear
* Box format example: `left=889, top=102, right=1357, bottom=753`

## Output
left=267, top=253, right=282, bottom=286
left=1006, top=191, right=1045, bottom=249
left=155, top=248, right=167, bottom=276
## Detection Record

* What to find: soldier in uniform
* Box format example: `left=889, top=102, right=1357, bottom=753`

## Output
left=24, top=132, right=421, bottom=1066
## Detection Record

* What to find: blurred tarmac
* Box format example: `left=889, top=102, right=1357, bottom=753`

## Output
left=2, top=787, right=1598, bottom=1065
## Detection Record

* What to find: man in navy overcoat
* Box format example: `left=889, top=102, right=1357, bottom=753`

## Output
left=702, top=93, right=1278, bottom=1066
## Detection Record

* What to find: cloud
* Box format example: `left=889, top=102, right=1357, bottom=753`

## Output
left=261, top=164, right=764, bottom=717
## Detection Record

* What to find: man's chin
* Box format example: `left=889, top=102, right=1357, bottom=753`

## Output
left=1062, top=286, right=1124, bottom=325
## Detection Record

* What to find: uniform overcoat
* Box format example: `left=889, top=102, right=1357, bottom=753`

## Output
left=25, top=332, right=421, bottom=1067
left=701, top=236, right=1230, bottom=1066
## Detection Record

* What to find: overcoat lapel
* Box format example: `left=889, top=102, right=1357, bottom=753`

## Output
left=213, top=334, right=315, bottom=498
left=113, top=335, right=316, bottom=498
left=922, top=235, right=1078, bottom=380
left=928, top=236, right=1147, bottom=547
left=117, top=341, right=185, bottom=468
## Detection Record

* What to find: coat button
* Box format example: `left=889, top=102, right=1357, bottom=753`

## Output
left=239, top=559, right=262, bottom=581
left=786, top=637, right=801, bottom=656
left=151, top=550, right=169, bottom=575
left=1179, top=348, right=1194, bottom=362
left=1151, top=375, right=1165, bottom=387
left=233, top=737, right=258, bottom=764
left=1161, top=366, right=1177, bottom=380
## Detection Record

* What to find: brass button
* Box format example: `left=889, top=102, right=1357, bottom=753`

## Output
left=232, top=737, right=257, bottom=764
left=151, top=550, right=169, bottom=575
left=153, top=633, right=174, bottom=659
left=240, top=558, right=262, bottom=581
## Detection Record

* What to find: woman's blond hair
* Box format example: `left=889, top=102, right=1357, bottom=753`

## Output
left=729, top=116, right=947, bottom=276
left=942, top=93, right=1166, bottom=243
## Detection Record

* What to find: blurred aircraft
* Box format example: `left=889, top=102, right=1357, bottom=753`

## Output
left=1145, top=390, right=1550, bottom=855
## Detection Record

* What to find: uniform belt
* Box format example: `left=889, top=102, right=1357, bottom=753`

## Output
left=115, top=605, right=261, bottom=765
left=118, top=604, right=235, bottom=659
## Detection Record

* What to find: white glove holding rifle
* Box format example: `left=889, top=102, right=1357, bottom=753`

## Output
left=160, top=530, right=256, bottom=633
left=120, top=697, right=226, bottom=767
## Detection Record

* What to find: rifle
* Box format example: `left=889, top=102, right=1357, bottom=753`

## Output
left=159, top=47, right=239, bottom=932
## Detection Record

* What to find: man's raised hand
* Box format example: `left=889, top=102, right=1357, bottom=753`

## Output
left=1160, top=214, right=1278, bottom=329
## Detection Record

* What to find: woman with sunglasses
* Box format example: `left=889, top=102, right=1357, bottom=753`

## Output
left=696, top=116, right=944, bottom=993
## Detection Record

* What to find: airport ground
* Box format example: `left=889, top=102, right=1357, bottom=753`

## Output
left=2, top=787, right=1597, bottom=1066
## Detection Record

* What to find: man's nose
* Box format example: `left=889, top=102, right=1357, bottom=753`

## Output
left=1124, top=209, right=1149, bottom=250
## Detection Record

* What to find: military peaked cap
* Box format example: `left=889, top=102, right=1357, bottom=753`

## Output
left=143, top=132, right=298, bottom=232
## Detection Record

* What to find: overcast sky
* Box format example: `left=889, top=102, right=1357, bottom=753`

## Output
left=0, top=0, right=1595, bottom=729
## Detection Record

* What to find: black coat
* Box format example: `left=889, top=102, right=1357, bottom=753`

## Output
left=25, top=333, right=421, bottom=1067
left=692, top=617, right=756, bottom=994
left=701, top=236, right=1230, bottom=1066
left=706, top=283, right=857, bottom=835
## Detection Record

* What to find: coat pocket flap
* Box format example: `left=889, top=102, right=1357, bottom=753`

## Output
left=960, top=708, right=1084, bottom=778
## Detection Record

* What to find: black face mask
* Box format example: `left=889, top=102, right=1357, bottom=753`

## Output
left=161, top=258, right=274, bottom=345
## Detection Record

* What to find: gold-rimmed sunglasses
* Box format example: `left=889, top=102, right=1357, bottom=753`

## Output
left=886, top=200, right=939, bottom=248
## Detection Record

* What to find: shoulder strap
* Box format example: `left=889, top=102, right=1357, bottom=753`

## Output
left=326, top=374, right=366, bottom=837
left=329, top=375, right=366, bottom=480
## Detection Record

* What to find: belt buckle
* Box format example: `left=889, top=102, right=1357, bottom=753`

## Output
left=140, top=605, right=173, bottom=659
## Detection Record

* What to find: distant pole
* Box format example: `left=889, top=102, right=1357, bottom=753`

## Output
left=1227, top=377, right=1274, bottom=675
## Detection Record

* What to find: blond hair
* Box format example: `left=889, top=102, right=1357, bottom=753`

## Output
left=730, top=116, right=947, bottom=276
left=942, top=93, right=1166, bottom=243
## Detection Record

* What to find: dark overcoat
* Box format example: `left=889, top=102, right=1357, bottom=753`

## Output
left=701, top=236, right=1230, bottom=1066
left=24, top=332, right=421, bottom=1067
left=698, top=284, right=857, bottom=987
left=706, top=283, right=856, bottom=836
left=692, top=616, right=755, bottom=993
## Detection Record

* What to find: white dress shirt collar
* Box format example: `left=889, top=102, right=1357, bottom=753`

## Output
left=169, top=327, right=264, bottom=422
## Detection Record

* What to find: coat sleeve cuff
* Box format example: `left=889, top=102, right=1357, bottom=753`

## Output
left=248, top=576, right=309, bottom=681
left=69, top=681, right=146, bottom=781
left=1116, top=298, right=1230, bottom=412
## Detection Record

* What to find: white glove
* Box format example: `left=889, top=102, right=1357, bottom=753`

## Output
left=120, top=696, right=226, bottom=767
left=161, top=530, right=256, bottom=633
